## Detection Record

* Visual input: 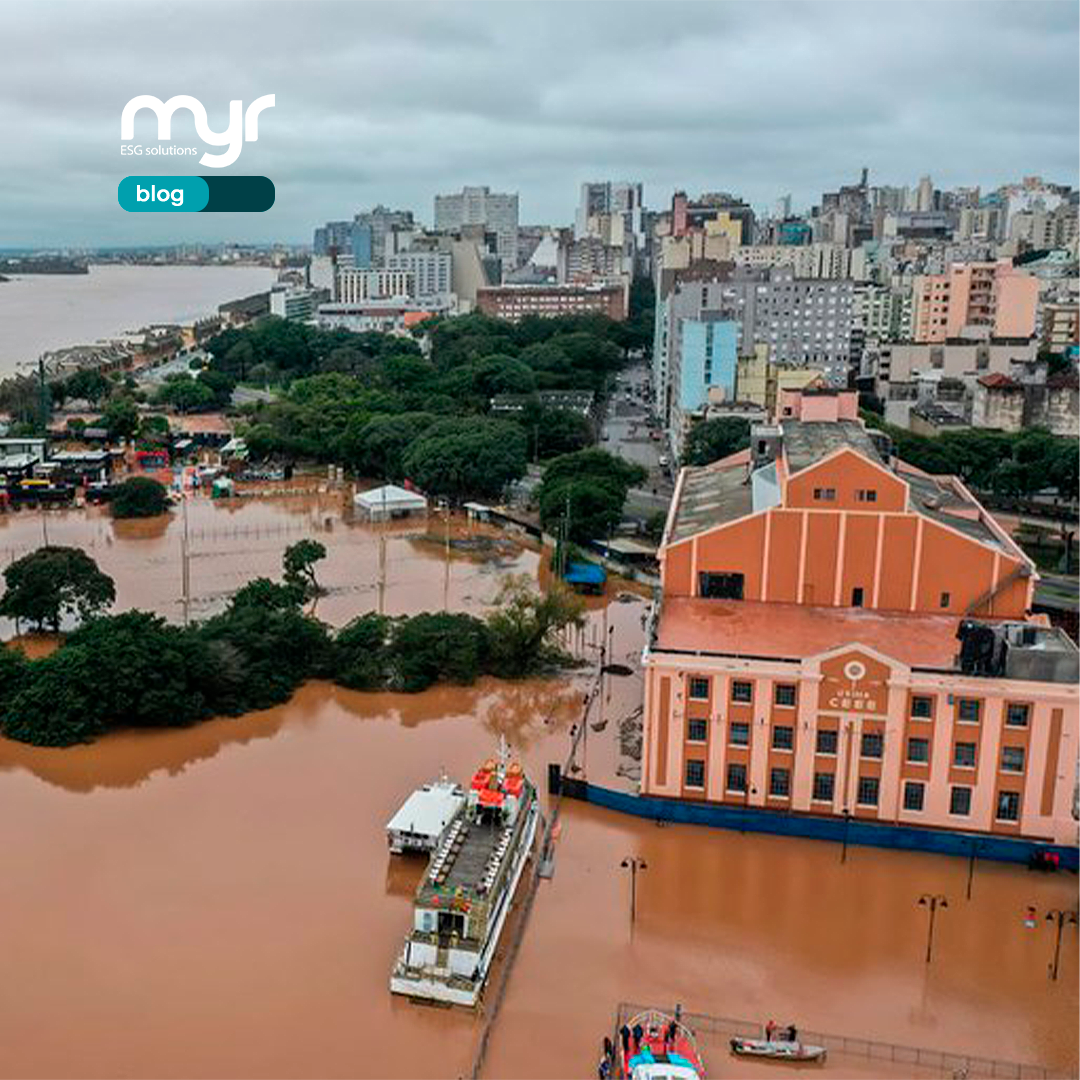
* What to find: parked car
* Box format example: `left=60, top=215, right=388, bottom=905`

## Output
left=658, top=455, right=670, bottom=468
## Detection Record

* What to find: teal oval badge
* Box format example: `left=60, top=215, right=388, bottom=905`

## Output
left=118, top=176, right=210, bottom=212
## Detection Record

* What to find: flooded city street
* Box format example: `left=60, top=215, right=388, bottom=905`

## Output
left=0, top=493, right=1076, bottom=1078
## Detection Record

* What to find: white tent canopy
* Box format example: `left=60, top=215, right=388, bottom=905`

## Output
left=353, top=483, right=428, bottom=520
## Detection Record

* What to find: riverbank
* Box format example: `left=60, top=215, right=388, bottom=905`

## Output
left=0, top=263, right=277, bottom=375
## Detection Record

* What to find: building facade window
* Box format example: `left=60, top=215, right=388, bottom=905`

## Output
left=731, top=681, right=753, bottom=703
left=861, top=732, right=884, bottom=759
left=687, top=719, right=708, bottom=743
left=726, top=762, right=747, bottom=793
left=688, top=677, right=710, bottom=700
left=774, top=684, right=797, bottom=707
left=954, top=742, right=977, bottom=768
left=813, top=488, right=836, bottom=501
left=729, top=721, right=750, bottom=746
left=812, top=772, right=834, bottom=802
left=1005, top=703, right=1030, bottom=728
left=940, top=592, right=951, bottom=608
left=996, top=790, right=1021, bottom=822
left=1001, top=746, right=1025, bottom=773
left=957, top=698, right=981, bottom=724
left=851, top=587, right=865, bottom=607
left=699, top=572, right=745, bottom=600
left=907, top=737, right=930, bottom=763
left=816, top=729, right=838, bottom=755
left=903, top=781, right=925, bottom=811
left=769, top=768, right=791, bottom=798
left=911, top=696, right=933, bottom=719
left=857, top=776, right=880, bottom=806
left=772, top=725, right=794, bottom=751
left=856, top=489, right=877, bottom=502
left=685, top=759, right=705, bottom=788
left=950, top=786, right=972, bottom=816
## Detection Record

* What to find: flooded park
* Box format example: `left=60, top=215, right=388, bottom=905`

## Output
left=0, top=487, right=1076, bottom=1078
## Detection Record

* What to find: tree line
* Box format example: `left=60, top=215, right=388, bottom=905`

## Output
left=206, top=306, right=648, bottom=498
left=0, top=545, right=584, bottom=748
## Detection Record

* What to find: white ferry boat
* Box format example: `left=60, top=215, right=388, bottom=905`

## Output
left=385, top=775, right=466, bottom=855
left=389, top=748, right=539, bottom=1007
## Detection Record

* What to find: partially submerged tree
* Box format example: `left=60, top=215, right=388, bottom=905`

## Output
left=283, top=539, right=327, bottom=598
left=485, top=575, right=585, bottom=678
left=111, top=476, right=170, bottom=519
left=0, top=546, right=116, bottom=632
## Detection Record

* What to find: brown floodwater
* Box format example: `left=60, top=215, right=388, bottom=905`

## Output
left=0, top=491, right=1076, bottom=1079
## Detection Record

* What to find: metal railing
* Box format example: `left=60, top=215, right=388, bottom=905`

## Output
left=614, top=1003, right=1061, bottom=1080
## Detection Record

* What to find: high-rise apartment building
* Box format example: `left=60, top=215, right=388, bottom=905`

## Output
left=575, top=180, right=645, bottom=246
left=912, top=261, right=1038, bottom=343
left=434, top=186, right=519, bottom=267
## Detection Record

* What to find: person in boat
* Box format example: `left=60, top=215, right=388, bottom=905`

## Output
left=765, top=1020, right=776, bottom=1041
left=665, top=1019, right=677, bottom=1051
left=619, top=1025, right=631, bottom=1057
left=631, top=1023, right=643, bottom=1052
left=787, top=1024, right=797, bottom=1042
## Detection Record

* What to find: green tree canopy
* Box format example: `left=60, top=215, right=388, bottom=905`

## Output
left=0, top=546, right=116, bottom=632
left=683, top=417, right=752, bottom=467
left=537, top=449, right=646, bottom=544
left=111, top=476, right=170, bottom=519
left=65, top=369, right=111, bottom=405
left=485, top=576, right=584, bottom=678
left=335, top=613, right=392, bottom=690
left=387, top=612, right=490, bottom=692
left=100, top=396, right=140, bottom=441
left=283, top=539, right=327, bottom=597
left=402, top=419, right=528, bottom=500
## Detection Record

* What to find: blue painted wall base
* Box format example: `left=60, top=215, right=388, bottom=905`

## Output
left=564, top=781, right=1079, bottom=871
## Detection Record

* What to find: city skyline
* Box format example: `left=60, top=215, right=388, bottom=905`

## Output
left=0, top=0, right=1076, bottom=246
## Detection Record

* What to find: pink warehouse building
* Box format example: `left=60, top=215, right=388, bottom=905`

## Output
left=642, top=389, right=1078, bottom=845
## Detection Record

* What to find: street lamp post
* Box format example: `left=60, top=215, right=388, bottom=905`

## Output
left=840, top=808, right=852, bottom=864
left=918, top=894, right=948, bottom=964
left=965, top=838, right=983, bottom=901
left=620, top=857, right=647, bottom=927
left=740, top=782, right=758, bottom=834
left=1046, top=909, right=1078, bottom=981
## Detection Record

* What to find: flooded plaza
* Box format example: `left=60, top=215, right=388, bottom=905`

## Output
left=0, top=490, right=1076, bottom=1078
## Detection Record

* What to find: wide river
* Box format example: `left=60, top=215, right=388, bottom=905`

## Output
left=0, top=264, right=278, bottom=376
left=0, top=490, right=1076, bottom=1078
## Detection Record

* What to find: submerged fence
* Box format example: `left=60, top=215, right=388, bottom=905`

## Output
left=614, top=1002, right=1061, bottom=1080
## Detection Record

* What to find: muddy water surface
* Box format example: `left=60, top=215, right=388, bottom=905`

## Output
left=0, top=493, right=1076, bottom=1078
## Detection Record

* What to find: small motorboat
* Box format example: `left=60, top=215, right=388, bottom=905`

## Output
left=730, top=1031, right=827, bottom=1063
left=617, top=1008, right=705, bottom=1079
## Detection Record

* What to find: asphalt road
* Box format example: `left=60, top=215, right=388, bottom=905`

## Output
left=600, top=360, right=675, bottom=520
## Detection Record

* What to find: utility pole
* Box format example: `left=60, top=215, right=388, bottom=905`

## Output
left=180, top=493, right=191, bottom=626
left=620, top=856, right=647, bottom=928
left=1046, top=909, right=1078, bottom=981
left=37, top=355, right=49, bottom=432
left=443, top=504, right=451, bottom=612
left=965, top=838, right=982, bottom=901
left=917, top=894, right=948, bottom=964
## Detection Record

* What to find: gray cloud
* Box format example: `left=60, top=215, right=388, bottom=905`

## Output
left=0, top=0, right=1075, bottom=247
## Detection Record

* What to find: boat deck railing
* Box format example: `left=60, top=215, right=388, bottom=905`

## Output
left=613, top=1002, right=1062, bottom=1080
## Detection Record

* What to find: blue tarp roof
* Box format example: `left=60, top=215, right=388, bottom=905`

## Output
left=564, top=561, right=607, bottom=585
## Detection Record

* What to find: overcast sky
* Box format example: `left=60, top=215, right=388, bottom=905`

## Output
left=0, top=0, right=1076, bottom=248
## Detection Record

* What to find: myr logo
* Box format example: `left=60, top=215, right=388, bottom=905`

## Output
left=121, top=95, right=275, bottom=168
